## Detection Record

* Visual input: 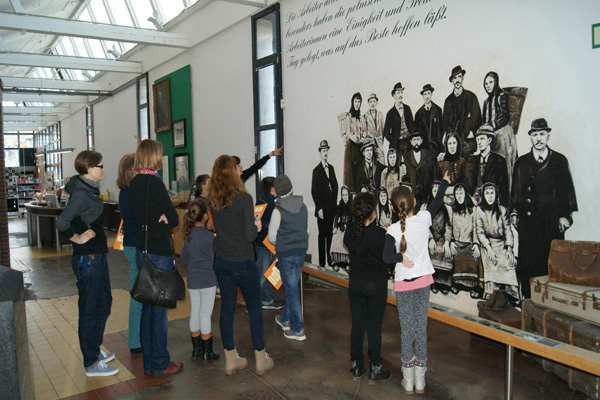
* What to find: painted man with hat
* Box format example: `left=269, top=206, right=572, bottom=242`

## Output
left=363, top=93, right=386, bottom=169
left=311, top=140, right=339, bottom=267
left=383, top=82, right=414, bottom=155
left=442, top=65, right=482, bottom=156
left=468, top=124, right=509, bottom=206
left=355, top=139, right=378, bottom=193
left=403, top=130, right=438, bottom=204
left=510, top=118, right=577, bottom=299
left=415, top=83, right=444, bottom=156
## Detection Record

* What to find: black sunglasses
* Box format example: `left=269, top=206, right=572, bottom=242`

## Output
left=94, top=165, right=104, bottom=169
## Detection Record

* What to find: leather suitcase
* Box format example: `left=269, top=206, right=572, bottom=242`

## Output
left=531, top=275, right=600, bottom=324
left=548, top=240, right=600, bottom=286
left=522, top=299, right=600, bottom=399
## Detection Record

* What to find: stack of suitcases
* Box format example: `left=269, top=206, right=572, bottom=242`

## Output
left=522, top=240, right=600, bottom=399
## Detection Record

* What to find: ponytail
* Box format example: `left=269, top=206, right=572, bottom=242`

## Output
left=391, top=185, right=414, bottom=254
left=183, top=198, right=209, bottom=241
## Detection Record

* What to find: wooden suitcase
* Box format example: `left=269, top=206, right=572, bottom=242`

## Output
left=531, top=275, right=600, bottom=324
left=522, top=299, right=600, bottom=399
left=548, top=240, right=600, bottom=287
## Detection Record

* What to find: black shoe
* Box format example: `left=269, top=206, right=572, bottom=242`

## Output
left=191, top=336, right=202, bottom=359
left=130, top=347, right=143, bottom=354
left=202, top=337, right=220, bottom=361
left=350, top=359, right=366, bottom=381
left=368, top=362, right=391, bottom=385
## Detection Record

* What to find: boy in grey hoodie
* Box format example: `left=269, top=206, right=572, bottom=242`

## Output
left=268, top=175, right=309, bottom=341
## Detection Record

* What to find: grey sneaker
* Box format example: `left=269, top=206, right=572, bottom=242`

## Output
left=262, top=301, right=284, bottom=310
left=85, top=360, right=119, bottom=377
left=99, top=349, right=115, bottom=363
left=275, top=314, right=291, bottom=331
left=283, top=329, right=307, bottom=341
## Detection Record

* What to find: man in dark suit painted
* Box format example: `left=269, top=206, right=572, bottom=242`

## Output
left=468, top=124, right=509, bottom=206
left=443, top=65, right=481, bottom=156
left=311, top=140, right=339, bottom=267
left=403, top=130, right=438, bottom=205
left=383, top=82, right=414, bottom=155
left=414, top=84, right=443, bottom=156
left=355, top=140, right=377, bottom=193
left=510, top=118, right=577, bottom=298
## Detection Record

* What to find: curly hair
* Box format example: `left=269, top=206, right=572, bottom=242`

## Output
left=182, top=198, right=209, bottom=242
left=351, top=192, right=376, bottom=237
left=208, top=155, right=246, bottom=210
left=390, top=185, right=415, bottom=253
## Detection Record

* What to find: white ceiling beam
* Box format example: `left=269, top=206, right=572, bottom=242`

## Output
left=0, top=76, right=112, bottom=91
left=4, top=92, right=89, bottom=103
left=4, top=115, right=59, bottom=123
left=3, top=106, right=72, bottom=115
left=9, top=0, right=24, bottom=14
left=0, top=52, right=142, bottom=73
left=219, top=0, right=265, bottom=7
left=0, top=12, right=190, bottom=48
left=3, top=122, right=49, bottom=130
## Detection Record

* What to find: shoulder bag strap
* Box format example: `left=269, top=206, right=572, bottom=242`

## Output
left=143, top=178, right=150, bottom=256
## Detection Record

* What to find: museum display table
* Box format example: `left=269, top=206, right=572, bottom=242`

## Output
left=24, top=202, right=66, bottom=251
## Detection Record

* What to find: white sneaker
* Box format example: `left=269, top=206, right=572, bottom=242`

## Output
left=85, top=360, right=119, bottom=377
left=99, top=349, right=115, bottom=363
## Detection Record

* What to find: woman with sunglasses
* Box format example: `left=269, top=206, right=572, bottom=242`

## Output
left=57, top=150, right=119, bottom=377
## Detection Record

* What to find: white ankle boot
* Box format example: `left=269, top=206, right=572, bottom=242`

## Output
left=401, top=364, right=415, bottom=394
left=415, top=364, right=427, bottom=394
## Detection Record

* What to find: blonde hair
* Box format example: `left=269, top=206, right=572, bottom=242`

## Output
left=116, top=154, right=136, bottom=189
left=390, top=186, right=415, bottom=253
left=183, top=199, right=208, bottom=242
left=208, top=155, right=245, bottom=210
left=133, top=139, right=163, bottom=171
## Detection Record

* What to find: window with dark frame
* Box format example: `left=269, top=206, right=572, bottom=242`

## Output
left=86, top=105, right=94, bottom=150
left=252, top=4, right=283, bottom=192
left=137, top=73, right=150, bottom=140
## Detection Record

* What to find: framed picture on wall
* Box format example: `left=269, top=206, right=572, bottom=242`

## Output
left=172, top=119, right=186, bottom=148
left=174, top=153, right=190, bottom=184
left=152, top=78, right=171, bottom=133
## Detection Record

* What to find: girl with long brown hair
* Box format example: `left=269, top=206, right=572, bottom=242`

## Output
left=384, top=171, right=450, bottom=395
left=180, top=198, right=219, bottom=361
left=208, top=155, right=274, bottom=376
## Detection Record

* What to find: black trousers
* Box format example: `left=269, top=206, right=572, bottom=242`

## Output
left=349, top=274, right=388, bottom=363
left=317, top=215, right=334, bottom=266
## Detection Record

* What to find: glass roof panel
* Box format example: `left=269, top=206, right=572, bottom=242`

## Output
left=89, top=0, right=111, bottom=24
left=59, top=37, right=76, bottom=56
left=156, top=0, right=184, bottom=23
left=78, top=8, right=92, bottom=22
left=84, top=38, right=105, bottom=59
left=109, top=0, right=134, bottom=27
left=129, top=0, right=156, bottom=30
left=71, top=37, right=89, bottom=57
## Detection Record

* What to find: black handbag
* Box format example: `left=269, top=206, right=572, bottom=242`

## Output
left=130, top=178, right=185, bottom=309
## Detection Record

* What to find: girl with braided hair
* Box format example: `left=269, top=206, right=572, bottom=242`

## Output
left=383, top=171, right=450, bottom=395
left=180, top=198, right=219, bottom=361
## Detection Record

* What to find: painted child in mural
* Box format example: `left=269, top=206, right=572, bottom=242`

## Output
left=330, top=185, right=352, bottom=272
left=380, top=148, right=406, bottom=195
left=443, top=65, right=481, bottom=157
left=311, top=140, right=338, bottom=268
left=363, top=93, right=386, bottom=173
left=338, top=92, right=367, bottom=191
left=436, top=132, right=473, bottom=193
left=482, top=71, right=517, bottom=186
left=383, top=82, right=414, bottom=156
left=425, top=180, right=454, bottom=294
left=376, top=187, right=393, bottom=228
left=449, top=183, right=483, bottom=297
left=414, top=84, right=444, bottom=156
left=476, top=182, right=519, bottom=304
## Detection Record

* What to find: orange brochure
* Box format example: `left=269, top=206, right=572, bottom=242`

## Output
left=113, top=220, right=124, bottom=251
left=264, top=258, right=282, bottom=290
left=254, top=204, right=267, bottom=221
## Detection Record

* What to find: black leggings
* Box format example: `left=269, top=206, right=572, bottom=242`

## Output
left=348, top=275, right=388, bottom=363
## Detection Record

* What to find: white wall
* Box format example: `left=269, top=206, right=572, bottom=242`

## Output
left=92, top=85, right=139, bottom=200
left=60, top=108, right=87, bottom=179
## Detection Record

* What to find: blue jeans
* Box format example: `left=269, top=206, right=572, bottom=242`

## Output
left=279, top=255, right=304, bottom=332
left=213, top=256, right=265, bottom=351
left=124, top=246, right=142, bottom=350
left=255, top=246, right=276, bottom=305
left=136, top=251, right=172, bottom=373
left=71, top=253, right=112, bottom=368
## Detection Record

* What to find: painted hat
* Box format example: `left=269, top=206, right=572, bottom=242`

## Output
left=408, top=130, right=424, bottom=139
left=318, top=139, right=330, bottom=150
left=475, top=124, right=496, bottom=138
left=360, top=139, right=375, bottom=153
left=449, top=65, right=466, bottom=81
left=367, top=93, right=378, bottom=102
left=420, top=83, right=435, bottom=95
left=528, top=118, right=552, bottom=135
left=391, top=82, right=404, bottom=95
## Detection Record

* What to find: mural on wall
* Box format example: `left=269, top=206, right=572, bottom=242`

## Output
left=310, top=66, right=578, bottom=305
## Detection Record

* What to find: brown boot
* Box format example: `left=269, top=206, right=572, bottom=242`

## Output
left=482, top=290, right=499, bottom=310
left=224, top=349, right=247, bottom=375
left=492, top=290, right=508, bottom=311
left=254, top=349, right=274, bottom=376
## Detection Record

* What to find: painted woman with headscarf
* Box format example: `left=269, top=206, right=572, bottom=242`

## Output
left=380, top=148, right=405, bottom=195
left=341, top=92, right=366, bottom=191
left=475, top=182, right=519, bottom=303
left=482, top=71, right=517, bottom=184
left=437, top=133, right=473, bottom=193
left=330, top=185, right=352, bottom=271
left=376, top=186, right=393, bottom=228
